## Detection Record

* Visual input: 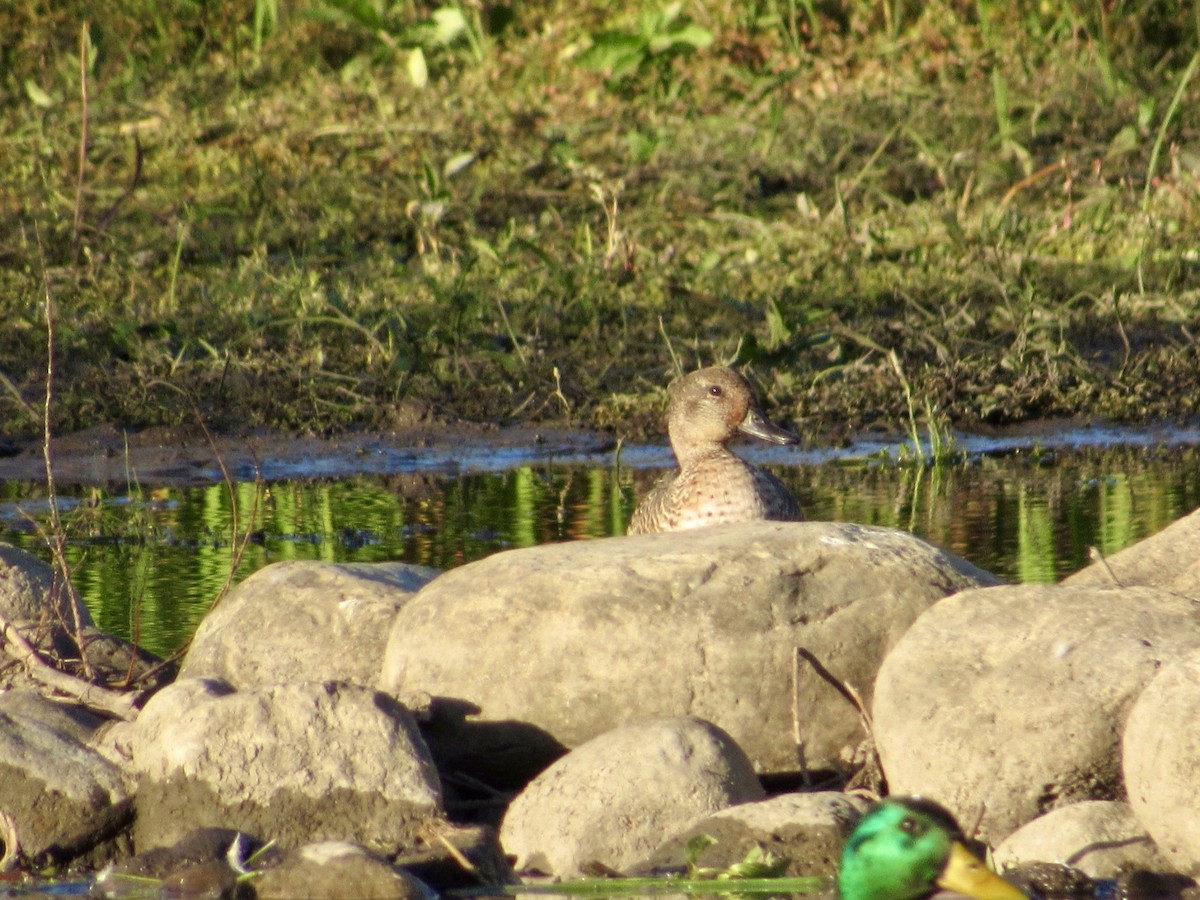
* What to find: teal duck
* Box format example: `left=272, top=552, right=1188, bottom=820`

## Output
left=627, top=367, right=802, bottom=535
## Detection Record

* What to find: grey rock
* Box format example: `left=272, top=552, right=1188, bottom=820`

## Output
left=97, top=826, right=274, bottom=876
left=1064, top=503, right=1200, bottom=596
left=499, top=717, right=765, bottom=877
left=96, top=828, right=274, bottom=899
left=73, top=626, right=174, bottom=689
left=3, top=624, right=170, bottom=699
left=180, top=560, right=438, bottom=690
left=995, top=800, right=1174, bottom=878
left=254, top=841, right=434, bottom=900
left=874, top=583, right=1200, bottom=843
left=0, top=687, right=105, bottom=743
left=97, top=676, right=235, bottom=772
left=638, top=790, right=871, bottom=878
left=0, top=709, right=130, bottom=865
left=393, top=823, right=514, bottom=891
left=1124, top=647, right=1200, bottom=875
left=0, top=544, right=105, bottom=695
left=0, top=542, right=88, bottom=629
left=381, top=522, right=999, bottom=784
left=130, top=679, right=443, bottom=852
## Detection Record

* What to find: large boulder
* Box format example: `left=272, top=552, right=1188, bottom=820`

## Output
left=0, top=687, right=105, bottom=743
left=130, top=679, right=443, bottom=852
left=1123, top=647, right=1200, bottom=875
left=498, top=717, right=764, bottom=877
left=0, top=710, right=131, bottom=866
left=0, top=542, right=88, bottom=629
left=1064, top=503, right=1200, bottom=595
left=380, top=522, right=1000, bottom=784
left=180, top=561, right=439, bottom=689
left=874, top=583, right=1200, bottom=843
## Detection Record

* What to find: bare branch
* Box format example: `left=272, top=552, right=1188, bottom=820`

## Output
left=38, top=227, right=95, bottom=680
left=0, top=612, right=139, bottom=721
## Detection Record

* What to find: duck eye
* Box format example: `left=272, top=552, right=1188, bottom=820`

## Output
left=899, top=816, right=926, bottom=837
left=708, top=385, right=723, bottom=397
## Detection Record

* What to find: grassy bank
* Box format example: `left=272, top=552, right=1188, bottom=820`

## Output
left=2, top=1, right=1199, bottom=445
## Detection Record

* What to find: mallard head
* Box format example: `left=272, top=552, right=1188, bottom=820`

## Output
left=838, top=797, right=1027, bottom=900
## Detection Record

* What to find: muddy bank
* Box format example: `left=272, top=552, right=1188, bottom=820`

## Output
left=0, top=422, right=621, bottom=488
left=3, top=416, right=1200, bottom=488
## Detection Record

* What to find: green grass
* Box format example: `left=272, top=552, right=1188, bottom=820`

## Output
left=1, top=1, right=1199, bottom=444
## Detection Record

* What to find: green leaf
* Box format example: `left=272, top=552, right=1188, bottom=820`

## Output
left=407, top=48, right=428, bottom=88
left=580, top=33, right=648, bottom=73
left=443, top=151, right=476, bottom=177
left=317, top=0, right=386, bottom=31
left=431, top=6, right=467, bottom=45
left=1137, top=97, right=1155, bottom=131
left=664, top=23, right=713, bottom=50
left=1106, top=124, right=1138, bottom=158
left=24, top=79, right=55, bottom=108
left=340, top=54, right=371, bottom=83
left=765, top=298, right=792, bottom=351
left=717, top=846, right=790, bottom=880
left=468, top=237, right=500, bottom=263
left=684, top=833, right=717, bottom=871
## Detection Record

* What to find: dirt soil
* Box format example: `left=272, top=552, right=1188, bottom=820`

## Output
left=0, top=422, right=623, bottom=488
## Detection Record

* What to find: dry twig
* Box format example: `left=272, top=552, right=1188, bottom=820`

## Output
left=0, top=811, right=20, bottom=872
left=0, top=611, right=139, bottom=720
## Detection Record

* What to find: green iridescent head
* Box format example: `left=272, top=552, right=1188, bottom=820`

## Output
left=837, top=797, right=1026, bottom=900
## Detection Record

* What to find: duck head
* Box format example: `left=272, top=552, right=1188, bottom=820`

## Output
left=665, top=367, right=797, bottom=463
left=838, top=797, right=1027, bottom=900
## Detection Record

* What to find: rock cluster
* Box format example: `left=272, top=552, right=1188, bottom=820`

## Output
left=1, top=508, right=1199, bottom=896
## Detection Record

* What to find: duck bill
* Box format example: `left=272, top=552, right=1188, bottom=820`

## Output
left=937, top=842, right=1027, bottom=900
left=738, top=406, right=799, bottom=445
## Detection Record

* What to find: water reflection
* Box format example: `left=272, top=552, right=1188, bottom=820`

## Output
left=0, top=445, right=1197, bottom=657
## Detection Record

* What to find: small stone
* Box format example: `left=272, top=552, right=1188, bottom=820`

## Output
left=499, top=717, right=765, bottom=877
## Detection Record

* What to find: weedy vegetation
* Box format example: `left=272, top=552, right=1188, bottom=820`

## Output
left=2, top=0, right=1200, bottom=446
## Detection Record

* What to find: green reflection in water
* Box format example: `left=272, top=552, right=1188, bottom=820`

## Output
left=1016, top=488, right=1056, bottom=585
left=0, top=447, right=1197, bottom=657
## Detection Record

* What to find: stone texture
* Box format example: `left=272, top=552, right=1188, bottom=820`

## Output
left=0, top=687, right=105, bottom=743
left=874, top=583, right=1200, bottom=843
left=393, top=824, right=514, bottom=891
left=1124, top=648, right=1200, bottom=875
left=180, top=560, right=439, bottom=690
left=0, top=542, right=87, bottom=629
left=995, top=800, right=1174, bottom=878
left=0, top=709, right=131, bottom=864
left=499, top=717, right=765, bottom=877
left=1064, top=503, right=1200, bottom=596
left=72, top=626, right=175, bottom=690
left=130, top=679, right=443, bottom=852
left=254, top=842, right=434, bottom=900
left=381, top=521, right=1000, bottom=785
left=95, top=828, right=277, bottom=899
left=637, top=790, right=871, bottom=878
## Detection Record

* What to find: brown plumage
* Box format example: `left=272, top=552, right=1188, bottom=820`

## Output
left=627, top=367, right=802, bottom=535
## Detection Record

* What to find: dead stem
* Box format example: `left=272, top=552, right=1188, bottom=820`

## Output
left=0, top=610, right=139, bottom=720
left=71, top=23, right=90, bottom=267
left=134, top=384, right=263, bottom=673
left=795, top=646, right=883, bottom=792
left=0, top=811, right=20, bottom=872
left=38, top=228, right=95, bottom=680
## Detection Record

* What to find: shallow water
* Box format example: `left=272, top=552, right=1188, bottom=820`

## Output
left=1, top=427, right=1198, bottom=657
